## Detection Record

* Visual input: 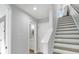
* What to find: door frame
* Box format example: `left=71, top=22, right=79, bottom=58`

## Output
left=28, top=19, right=37, bottom=54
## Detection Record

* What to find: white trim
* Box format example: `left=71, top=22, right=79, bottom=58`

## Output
left=34, top=23, right=37, bottom=53
left=5, top=5, right=12, bottom=54
left=28, top=19, right=30, bottom=54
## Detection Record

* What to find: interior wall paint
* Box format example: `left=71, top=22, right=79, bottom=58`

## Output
left=38, top=21, right=49, bottom=52
left=11, top=5, right=30, bottom=54
left=0, top=5, right=7, bottom=18
left=56, top=4, right=66, bottom=18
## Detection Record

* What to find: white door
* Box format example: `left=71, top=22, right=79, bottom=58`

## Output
left=0, top=21, right=6, bottom=54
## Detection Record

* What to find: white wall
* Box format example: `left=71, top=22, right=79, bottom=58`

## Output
left=38, top=21, right=49, bottom=52
left=48, top=5, right=57, bottom=54
left=0, top=5, right=7, bottom=18
left=56, top=4, right=66, bottom=18
left=11, top=5, right=31, bottom=54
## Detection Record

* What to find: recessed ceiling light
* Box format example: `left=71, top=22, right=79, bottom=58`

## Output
left=33, top=7, right=37, bottom=11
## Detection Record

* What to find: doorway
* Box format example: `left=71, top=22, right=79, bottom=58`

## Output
left=28, top=20, right=37, bottom=54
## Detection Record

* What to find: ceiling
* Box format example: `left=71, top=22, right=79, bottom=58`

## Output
left=15, top=4, right=52, bottom=21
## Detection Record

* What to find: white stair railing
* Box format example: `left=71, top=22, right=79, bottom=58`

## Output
left=69, top=5, right=79, bottom=30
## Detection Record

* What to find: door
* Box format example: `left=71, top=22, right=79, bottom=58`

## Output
left=0, top=16, right=7, bottom=54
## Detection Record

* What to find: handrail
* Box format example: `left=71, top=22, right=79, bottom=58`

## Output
left=75, top=8, right=79, bottom=13
left=68, top=5, right=79, bottom=31
left=72, top=6, right=79, bottom=14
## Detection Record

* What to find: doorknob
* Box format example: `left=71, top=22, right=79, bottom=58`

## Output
left=5, top=46, right=7, bottom=49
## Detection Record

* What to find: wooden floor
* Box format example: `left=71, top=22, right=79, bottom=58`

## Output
left=29, top=49, right=34, bottom=54
left=29, top=49, right=43, bottom=54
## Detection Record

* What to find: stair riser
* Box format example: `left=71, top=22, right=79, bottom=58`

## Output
left=58, top=20, right=74, bottom=22
left=55, top=37, right=79, bottom=39
left=54, top=47, right=79, bottom=53
left=58, top=22, right=74, bottom=24
left=56, top=29, right=78, bottom=32
left=57, top=25, right=76, bottom=27
left=56, top=28, right=77, bottom=31
left=56, top=31, right=79, bottom=33
left=58, top=24, right=75, bottom=26
left=58, top=23, right=75, bottom=25
left=56, top=27, right=77, bottom=29
left=55, top=39, right=79, bottom=44
left=57, top=26, right=76, bottom=29
left=56, top=33, right=79, bottom=35
left=53, top=49, right=77, bottom=54
left=54, top=43, right=79, bottom=50
left=58, top=18, right=73, bottom=21
left=56, top=35, right=79, bottom=38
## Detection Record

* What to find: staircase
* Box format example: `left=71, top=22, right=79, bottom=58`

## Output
left=53, top=16, right=79, bottom=54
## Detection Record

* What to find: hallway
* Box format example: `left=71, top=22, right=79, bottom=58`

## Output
left=0, top=4, right=79, bottom=54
